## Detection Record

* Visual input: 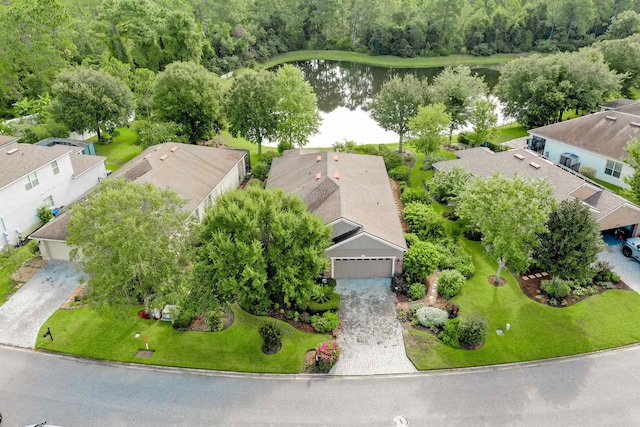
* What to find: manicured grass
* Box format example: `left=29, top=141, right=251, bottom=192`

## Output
left=591, top=177, right=625, bottom=195
left=495, top=122, right=528, bottom=143
left=0, top=242, right=37, bottom=305
left=93, top=128, right=142, bottom=172
left=36, top=305, right=330, bottom=373
left=409, top=150, right=457, bottom=190
left=406, top=237, right=640, bottom=370
left=260, top=50, right=528, bottom=70
left=214, top=131, right=278, bottom=166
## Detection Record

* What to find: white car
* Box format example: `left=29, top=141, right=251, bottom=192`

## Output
left=622, top=237, right=640, bottom=262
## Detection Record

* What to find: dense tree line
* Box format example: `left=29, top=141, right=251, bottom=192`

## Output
left=2, top=0, right=640, bottom=117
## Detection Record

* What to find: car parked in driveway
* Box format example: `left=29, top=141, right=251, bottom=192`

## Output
left=622, top=237, right=640, bottom=262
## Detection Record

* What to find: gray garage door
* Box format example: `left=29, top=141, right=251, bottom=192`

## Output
left=333, top=258, right=393, bottom=278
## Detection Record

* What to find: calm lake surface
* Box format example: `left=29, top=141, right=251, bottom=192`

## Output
left=269, top=60, right=501, bottom=148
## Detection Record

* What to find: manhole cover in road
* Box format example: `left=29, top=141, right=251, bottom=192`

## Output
left=136, top=350, right=155, bottom=358
left=393, top=415, right=408, bottom=426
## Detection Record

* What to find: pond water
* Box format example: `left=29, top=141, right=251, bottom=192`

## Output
left=268, top=60, right=502, bottom=148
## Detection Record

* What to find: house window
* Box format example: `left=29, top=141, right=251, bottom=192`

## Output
left=24, top=172, right=39, bottom=190
left=51, top=160, right=60, bottom=175
left=43, top=195, right=54, bottom=207
left=605, top=160, right=623, bottom=178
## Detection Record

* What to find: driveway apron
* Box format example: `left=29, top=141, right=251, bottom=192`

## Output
left=0, top=260, right=83, bottom=348
left=598, top=245, right=640, bottom=292
left=330, top=278, right=417, bottom=375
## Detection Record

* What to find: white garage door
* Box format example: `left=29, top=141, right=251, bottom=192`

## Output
left=42, top=241, right=72, bottom=261
left=333, top=258, right=394, bottom=278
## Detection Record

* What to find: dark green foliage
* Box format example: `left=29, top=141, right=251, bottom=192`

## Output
left=307, top=293, right=341, bottom=314
left=403, top=202, right=447, bottom=242
left=311, top=285, right=333, bottom=304
left=259, top=321, right=282, bottom=352
left=437, top=269, right=465, bottom=299
left=400, top=187, right=431, bottom=205
left=37, top=206, right=53, bottom=224
left=285, top=310, right=299, bottom=322
left=310, top=311, right=340, bottom=333
left=534, top=199, right=603, bottom=280
left=403, top=233, right=420, bottom=248
left=421, top=153, right=447, bottom=171
left=540, top=278, right=571, bottom=299
left=172, top=311, right=194, bottom=331
left=388, top=165, right=410, bottom=182
left=592, top=261, right=621, bottom=284
left=440, top=318, right=462, bottom=348
left=436, top=242, right=475, bottom=278
left=391, top=273, right=410, bottom=295
left=429, top=167, right=471, bottom=204
left=408, top=283, right=426, bottom=300
left=459, top=315, right=488, bottom=347
left=251, top=162, right=271, bottom=181
left=403, top=241, right=439, bottom=283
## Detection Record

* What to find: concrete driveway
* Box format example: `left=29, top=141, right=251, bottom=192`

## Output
left=0, top=260, right=84, bottom=348
left=330, top=278, right=416, bottom=375
left=598, top=245, right=640, bottom=292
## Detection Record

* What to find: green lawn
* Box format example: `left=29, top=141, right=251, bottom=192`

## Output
left=0, top=242, right=37, bottom=305
left=36, top=305, right=330, bottom=373
left=406, top=229, right=640, bottom=370
left=495, top=122, right=528, bottom=143
left=93, top=128, right=142, bottom=172
left=591, top=177, right=625, bottom=195
left=260, top=50, right=527, bottom=70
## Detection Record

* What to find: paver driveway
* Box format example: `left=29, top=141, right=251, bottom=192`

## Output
left=0, top=260, right=83, bottom=348
left=330, top=278, right=416, bottom=375
left=598, top=245, right=640, bottom=292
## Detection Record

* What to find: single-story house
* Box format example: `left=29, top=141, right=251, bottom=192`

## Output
left=31, top=143, right=249, bottom=260
left=433, top=147, right=640, bottom=237
left=527, top=100, right=640, bottom=189
left=266, top=149, right=407, bottom=278
left=34, top=137, right=98, bottom=156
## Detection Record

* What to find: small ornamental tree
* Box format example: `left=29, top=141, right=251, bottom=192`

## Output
left=459, top=315, right=488, bottom=347
left=403, top=241, right=439, bottom=283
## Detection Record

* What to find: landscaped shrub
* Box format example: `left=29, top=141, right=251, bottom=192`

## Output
left=579, top=165, right=596, bottom=179
left=592, top=261, right=620, bottom=283
left=438, top=269, right=465, bottom=299
left=443, top=302, right=460, bottom=318
left=388, top=165, right=411, bottom=182
left=463, top=227, right=483, bottom=241
left=205, top=308, right=227, bottom=332
left=439, top=318, right=462, bottom=348
left=316, top=340, right=341, bottom=372
left=307, top=292, right=341, bottom=314
left=428, top=167, right=471, bottom=204
left=415, top=306, right=448, bottom=330
left=459, top=315, right=488, bottom=347
left=402, top=241, right=440, bottom=283
left=540, top=278, right=571, bottom=299
left=404, top=233, right=420, bottom=248
left=172, top=310, right=194, bottom=331
left=400, top=187, right=431, bottom=205
left=408, top=283, right=426, bottom=300
left=421, top=153, right=447, bottom=170
left=436, top=242, right=475, bottom=278
left=391, top=273, right=409, bottom=295
left=311, top=285, right=333, bottom=303
left=310, top=311, right=340, bottom=333
left=37, top=205, right=53, bottom=224
left=259, top=321, right=282, bottom=353
left=251, top=161, right=270, bottom=181
left=403, top=202, right=447, bottom=241
left=245, top=179, right=264, bottom=188
left=285, top=310, right=300, bottom=322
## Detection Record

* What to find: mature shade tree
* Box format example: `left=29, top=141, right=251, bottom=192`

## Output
left=131, top=120, right=182, bottom=149
left=624, top=137, right=640, bottom=204
left=456, top=173, right=555, bottom=284
left=225, top=69, right=279, bottom=156
left=402, top=241, right=440, bottom=283
left=534, top=199, right=604, bottom=280
left=370, top=74, right=426, bottom=153
left=595, top=36, right=640, bottom=98
left=605, top=10, right=640, bottom=39
left=467, top=97, right=499, bottom=146
left=67, top=178, right=191, bottom=309
left=407, top=103, right=451, bottom=154
left=159, top=10, right=204, bottom=68
left=273, top=64, right=322, bottom=151
left=431, top=66, right=488, bottom=141
left=0, top=0, right=77, bottom=113
left=50, top=67, right=134, bottom=141
left=193, top=188, right=332, bottom=315
left=151, top=61, right=224, bottom=143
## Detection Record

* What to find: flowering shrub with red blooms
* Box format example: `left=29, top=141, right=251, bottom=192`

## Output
left=444, top=302, right=459, bottom=318
left=316, top=340, right=341, bottom=372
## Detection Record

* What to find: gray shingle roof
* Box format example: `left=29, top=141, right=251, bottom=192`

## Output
left=529, top=110, right=640, bottom=161
left=433, top=148, right=640, bottom=226
left=267, top=149, right=406, bottom=250
left=1, top=143, right=74, bottom=189
left=112, top=143, right=246, bottom=213
left=0, top=135, right=19, bottom=147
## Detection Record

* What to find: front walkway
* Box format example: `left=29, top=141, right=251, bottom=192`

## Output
left=0, top=260, right=84, bottom=348
left=330, top=278, right=417, bottom=375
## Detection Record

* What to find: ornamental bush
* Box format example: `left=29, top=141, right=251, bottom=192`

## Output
left=438, top=269, right=465, bottom=299
left=310, top=311, right=340, bottom=333
left=402, top=241, right=440, bottom=283
left=459, top=315, right=488, bottom=347
left=388, top=165, right=411, bottom=182
left=400, top=187, right=431, bottom=205
left=540, top=278, right=571, bottom=299
left=403, top=202, right=447, bottom=242
left=436, top=242, right=475, bottom=278
left=415, top=306, right=448, bottom=329
left=439, top=318, right=462, bottom=348
left=307, top=292, right=341, bottom=314
left=408, top=282, right=426, bottom=300
left=316, top=340, right=341, bottom=372
left=259, top=321, right=282, bottom=353
left=579, top=165, right=596, bottom=179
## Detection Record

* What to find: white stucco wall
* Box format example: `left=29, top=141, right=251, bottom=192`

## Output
left=0, top=155, right=106, bottom=248
left=542, top=138, right=632, bottom=189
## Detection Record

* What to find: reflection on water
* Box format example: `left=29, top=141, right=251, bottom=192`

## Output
left=268, top=60, right=501, bottom=148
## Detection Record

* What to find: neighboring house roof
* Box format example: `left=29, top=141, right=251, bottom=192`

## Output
left=0, top=135, right=19, bottom=148
left=35, top=137, right=93, bottom=150
left=601, top=99, right=640, bottom=111
left=112, top=143, right=246, bottom=214
left=0, top=143, right=102, bottom=190
left=30, top=211, right=71, bottom=242
left=433, top=148, right=640, bottom=229
left=267, top=149, right=407, bottom=250
left=529, top=110, right=640, bottom=161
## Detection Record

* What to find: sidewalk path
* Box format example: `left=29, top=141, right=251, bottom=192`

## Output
left=330, top=278, right=417, bottom=375
left=0, top=260, right=83, bottom=348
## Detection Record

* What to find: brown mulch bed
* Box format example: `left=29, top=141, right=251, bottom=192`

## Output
left=268, top=309, right=315, bottom=333
left=9, top=256, right=46, bottom=284
left=389, top=178, right=408, bottom=232
left=188, top=310, right=235, bottom=331
left=487, top=276, right=507, bottom=287
left=517, top=272, right=631, bottom=307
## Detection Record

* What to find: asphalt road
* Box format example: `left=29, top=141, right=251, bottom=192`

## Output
left=2, top=345, right=640, bottom=426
